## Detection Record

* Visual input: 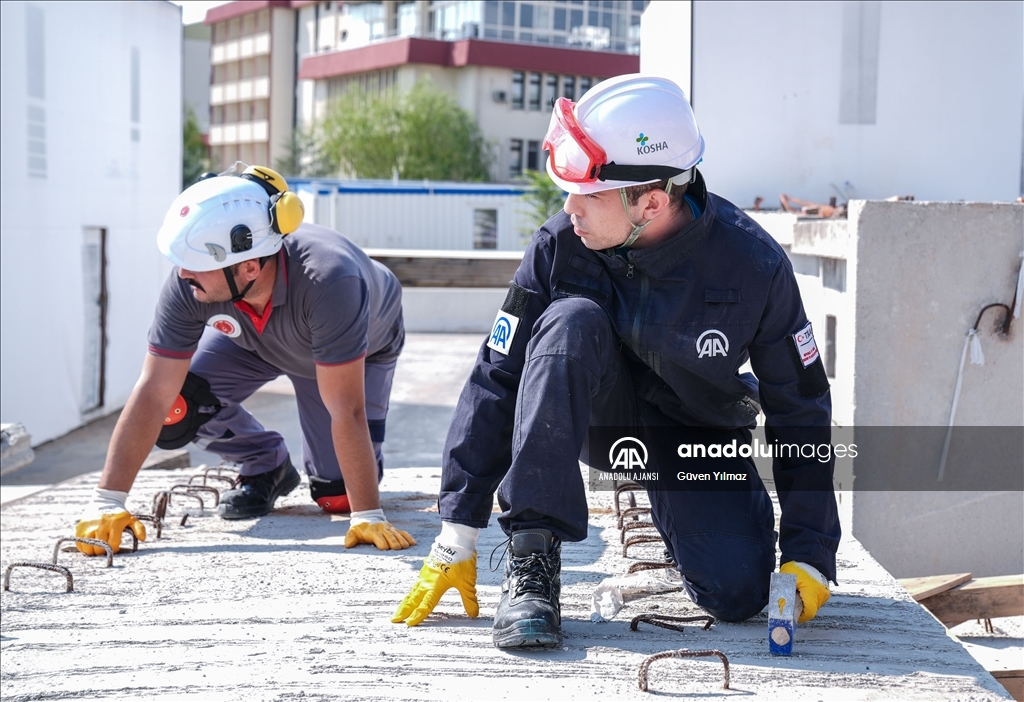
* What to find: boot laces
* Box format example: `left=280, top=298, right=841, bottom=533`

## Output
left=509, top=552, right=556, bottom=598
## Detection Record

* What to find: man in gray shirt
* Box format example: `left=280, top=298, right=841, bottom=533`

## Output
left=75, top=166, right=415, bottom=555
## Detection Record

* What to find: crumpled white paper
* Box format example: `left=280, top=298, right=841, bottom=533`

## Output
left=590, top=568, right=684, bottom=622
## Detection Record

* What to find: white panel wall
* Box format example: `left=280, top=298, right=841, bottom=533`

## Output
left=297, top=182, right=535, bottom=250
left=642, top=1, right=1023, bottom=208
left=0, top=0, right=181, bottom=445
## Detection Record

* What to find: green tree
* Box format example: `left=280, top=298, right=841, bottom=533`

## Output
left=273, top=126, right=336, bottom=179
left=182, top=106, right=208, bottom=189
left=518, top=169, right=566, bottom=232
left=317, top=80, right=492, bottom=181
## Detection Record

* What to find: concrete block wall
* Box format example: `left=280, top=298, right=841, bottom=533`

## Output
left=848, top=200, right=1023, bottom=578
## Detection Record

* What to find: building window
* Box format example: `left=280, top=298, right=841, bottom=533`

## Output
left=509, top=138, right=523, bottom=178
left=822, top=258, right=846, bottom=292
left=511, top=71, right=524, bottom=109
left=562, top=75, right=575, bottom=100
left=474, top=209, right=498, bottom=249
left=528, top=72, right=541, bottom=110
left=501, top=1, right=515, bottom=26
left=526, top=140, right=540, bottom=171
left=579, top=76, right=592, bottom=96
left=825, top=315, right=837, bottom=379
left=545, top=74, right=559, bottom=108
left=520, top=3, right=533, bottom=27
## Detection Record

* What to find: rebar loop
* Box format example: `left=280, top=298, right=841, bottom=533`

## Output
left=630, top=614, right=715, bottom=633
left=175, top=484, right=220, bottom=507
left=52, top=537, right=113, bottom=567
left=4, top=562, right=74, bottom=593
left=135, top=514, right=163, bottom=539
left=623, top=534, right=665, bottom=558
left=627, top=561, right=676, bottom=574
left=613, top=482, right=645, bottom=517
left=617, top=507, right=652, bottom=529
left=620, top=520, right=658, bottom=544
left=167, top=485, right=207, bottom=510
left=638, top=649, right=730, bottom=692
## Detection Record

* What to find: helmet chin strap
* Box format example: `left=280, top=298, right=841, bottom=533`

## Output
left=223, top=256, right=270, bottom=303
left=618, top=187, right=654, bottom=248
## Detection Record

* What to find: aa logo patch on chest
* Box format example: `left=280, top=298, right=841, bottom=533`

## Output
left=208, top=313, right=242, bottom=338
left=486, top=311, right=520, bottom=356
left=696, top=329, right=729, bottom=358
left=793, top=321, right=819, bottom=368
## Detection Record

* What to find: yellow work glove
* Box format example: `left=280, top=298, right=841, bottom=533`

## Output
left=392, top=521, right=480, bottom=626
left=780, top=560, right=831, bottom=623
left=344, top=509, right=416, bottom=550
left=75, top=488, right=146, bottom=556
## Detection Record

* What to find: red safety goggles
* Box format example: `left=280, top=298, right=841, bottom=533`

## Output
left=542, top=97, right=608, bottom=183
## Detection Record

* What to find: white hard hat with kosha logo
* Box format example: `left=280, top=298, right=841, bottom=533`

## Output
left=543, top=73, right=705, bottom=196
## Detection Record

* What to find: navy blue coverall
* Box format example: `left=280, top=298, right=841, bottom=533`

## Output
left=439, top=173, right=840, bottom=621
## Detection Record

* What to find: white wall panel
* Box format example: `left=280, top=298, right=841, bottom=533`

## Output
left=0, top=0, right=180, bottom=445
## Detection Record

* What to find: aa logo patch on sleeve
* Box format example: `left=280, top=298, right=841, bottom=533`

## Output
left=487, top=311, right=520, bottom=355
left=793, top=321, right=820, bottom=368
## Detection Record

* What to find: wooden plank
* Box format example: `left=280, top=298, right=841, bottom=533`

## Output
left=918, top=575, right=1024, bottom=627
left=898, top=572, right=972, bottom=601
left=990, top=670, right=1024, bottom=702
left=370, top=255, right=520, bottom=288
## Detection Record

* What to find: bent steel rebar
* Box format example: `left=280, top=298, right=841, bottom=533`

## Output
left=623, top=534, right=665, bottom=558
left=167, top=485, right=206, bottom=511
left=135, top=514, right=163, bottom=539
left=179, top=484, right=220, bottom=507
left=620, top=520, right=658, bottom=544
left=613, top=482, right=644, bottom=517
left=627, top=561, right=676, bottom=574
left=52, top=537, right=113, bottom=567
left=4, top=562, right=74, bottom=593
left=630, top=614, right=715, bottom=634
left=617, top=507, right=652, bottom=529
left=638, top=649, right=730, bottom=692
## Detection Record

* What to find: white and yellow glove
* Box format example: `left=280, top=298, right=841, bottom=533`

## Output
left=344, top=509, right=416, bottom=550
left=392, top=521, right=480, bottom=626
left=75, top=488, right=147, bottom=556
left=780, top=561, right=830, bottom=623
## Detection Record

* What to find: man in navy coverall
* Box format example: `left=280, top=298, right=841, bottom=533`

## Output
left=394, top=74, right=840, bottom=649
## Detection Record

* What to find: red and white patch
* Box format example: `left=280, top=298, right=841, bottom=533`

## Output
left=793, top=321, right=820, bottom=368
left=180, top=205, right=190, bottom=217
left=208, top=313, right=241, bottom=338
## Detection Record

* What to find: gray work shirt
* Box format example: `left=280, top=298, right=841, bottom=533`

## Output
left=148, top=223, right=404, bottom=377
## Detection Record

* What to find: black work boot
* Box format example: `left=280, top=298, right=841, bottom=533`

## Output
left=218, top=458, right=301, bottom=520
left=492, top=528, right=562, bottom=649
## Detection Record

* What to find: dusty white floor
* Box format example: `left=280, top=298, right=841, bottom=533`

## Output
left=0, top=462, right=1012, bottom=701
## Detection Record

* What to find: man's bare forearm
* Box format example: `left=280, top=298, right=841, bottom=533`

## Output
left=331, top=410, right=380, bottom=512
left=98, top=354, right=190, bottom=493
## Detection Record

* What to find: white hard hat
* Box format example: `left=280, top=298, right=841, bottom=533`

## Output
left=157, top=166, right=304, bottom=272
left=543, top=73, right=705, bottom=195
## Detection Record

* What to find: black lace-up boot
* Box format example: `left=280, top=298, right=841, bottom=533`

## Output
left=218, top=458, right=301, bottom=519
left=492, top=528, right=562, bottom=649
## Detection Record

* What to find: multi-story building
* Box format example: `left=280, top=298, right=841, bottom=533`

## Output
left=204, top=1, right=645, bottom=179
left=205, top=1, right=296, bottom=171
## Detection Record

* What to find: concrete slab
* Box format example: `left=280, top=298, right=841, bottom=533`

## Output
left=0, top=465, right=1011, bottom=701
left=0, top=333, right=1013, bottom=700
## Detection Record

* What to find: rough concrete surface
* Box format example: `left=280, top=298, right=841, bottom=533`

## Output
left=1, top=467, right=1012, bottom=701
left=0, top=334, right=1014, bottom=700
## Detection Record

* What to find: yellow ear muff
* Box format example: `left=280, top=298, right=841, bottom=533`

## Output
left=242, top=165, right=289, bottom=195
left=271, top=191, right=304, bottom=235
